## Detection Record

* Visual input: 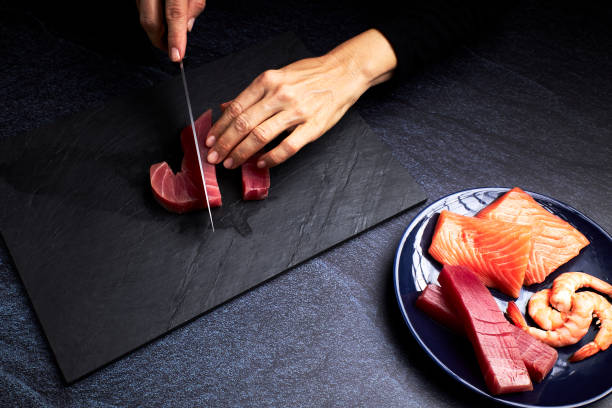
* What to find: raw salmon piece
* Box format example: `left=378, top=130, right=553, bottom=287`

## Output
left=477, top=187, right=589, bottom=285
left=429, top=210, right=532, bottom=298
left=150, top=109, right=222, bottom=213
left=241, top=157, right=270, bottom=200
left=416, top=284, right=557, bottom=383
left=438, top=265, right=533, bottom=394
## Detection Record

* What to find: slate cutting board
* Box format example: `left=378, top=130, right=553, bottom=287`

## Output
left=0, top=32, right=426, bottom=383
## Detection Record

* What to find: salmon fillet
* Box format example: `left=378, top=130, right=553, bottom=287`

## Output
left=428, top=210, right=532, bottom=298
left=476, top=187, right=589, bottom=285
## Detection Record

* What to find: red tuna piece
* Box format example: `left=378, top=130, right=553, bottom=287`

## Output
left=416, top=284, right=557, bottom=383
left=150, top=109, right=222, bottom=213
left=512, top=322, right=557, bottom=382
left=438, top=265, right=533, bottom=394
left=241, top=157, right=270, bottom=200
left=220, top=101, right=271, bottom=201
left=415, top=284, right=464, bottom=333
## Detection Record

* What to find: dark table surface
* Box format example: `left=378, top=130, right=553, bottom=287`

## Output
left=1, top=1, right=611, bottom=407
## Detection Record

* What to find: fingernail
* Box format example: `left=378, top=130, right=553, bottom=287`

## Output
left=171, top=47, right=180, bottom=62
left=207, top=150, right=218, bottom=163
left=257, top=160, right=266, bottom=168
left=187, top=18, right=195, bottom=32
left=206, top=135, right=216, bottom=147
left=223, top=158, right=233, bottom=169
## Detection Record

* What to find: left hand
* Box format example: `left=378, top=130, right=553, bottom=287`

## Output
left=205, top=29, right=398, bottom=169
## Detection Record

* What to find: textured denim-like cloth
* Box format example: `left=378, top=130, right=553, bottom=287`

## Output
left=2, top=2, right=612, bottom=407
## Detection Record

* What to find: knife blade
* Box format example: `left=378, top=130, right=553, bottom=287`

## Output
left=179, top=61, right=215, bottom=231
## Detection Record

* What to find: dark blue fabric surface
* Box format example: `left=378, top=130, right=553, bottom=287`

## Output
left=1, top=1, right=611, bottom=407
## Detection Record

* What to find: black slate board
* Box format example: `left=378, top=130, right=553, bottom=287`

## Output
left=0, top=32, right=426, bottom=383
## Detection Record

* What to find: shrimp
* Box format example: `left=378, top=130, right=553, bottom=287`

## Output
left=528, top=289, right=567, bottom=330
left=507, top=292, right=598, bottom=347
left=550, top=272, right=612, bottom=313
left=569, top=294, right=612, bottom=362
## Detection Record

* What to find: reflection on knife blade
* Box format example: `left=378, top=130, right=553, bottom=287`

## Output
left=179, top=61, right=215, bottom=231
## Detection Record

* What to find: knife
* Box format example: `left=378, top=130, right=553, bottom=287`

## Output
left=179, top=61, right=215, bottom=231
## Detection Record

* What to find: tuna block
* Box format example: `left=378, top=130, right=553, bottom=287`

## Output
left=415, top=284, right=464, bottom=333
left=241, top=157, right=270, bottom=200
left=416, top=284, right=557, bottom=383
left=438, top=265, right=533, bottom=394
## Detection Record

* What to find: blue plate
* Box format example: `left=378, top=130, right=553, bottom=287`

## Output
left=394, top=187, right=612, bottom=407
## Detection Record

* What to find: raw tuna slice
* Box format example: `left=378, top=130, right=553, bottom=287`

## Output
left=416, top=284, right=557, bottom=383
left=415, top=284, right=464, bottom=333
left=241, top=157, right=270, bottom=200
left=429, top=210, right=532, bottom=298
left=476, top=187, right=590, bottom=285
left=512, top=321, right=558, bottom=382
left=220, top=101, right=271, bottom=201
left=150, top=109, right=222, bottom=213
left=438, top=265, right=533, bottom=394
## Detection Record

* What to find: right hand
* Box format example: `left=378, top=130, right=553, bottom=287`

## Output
left=136, top=0, right=206, bottom=61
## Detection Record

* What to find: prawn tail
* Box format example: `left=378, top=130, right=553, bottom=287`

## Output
left=569, top=342, right=600, bottom=362
left=506, top=301, right=528, bottom=329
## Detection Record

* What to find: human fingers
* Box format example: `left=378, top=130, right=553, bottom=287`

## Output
left=222, top=111, right=305, bottom=169
left=207, top=98, right=281, bottom=167
left=207, top=70, right=285, bottom=151
left=220, top=100, right=232, bottom=111
left=165, top=0, right=189, bottom=61
left=256, top=123, right=320, bottom=168
left=205, top=73, right=278, bottom=151
left=187, top=0, right=206, bottom=32
left=138, top=0, right=166, bottom=51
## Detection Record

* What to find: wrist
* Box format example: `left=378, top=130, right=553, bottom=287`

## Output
left=325, top=29, right=398, bottom=89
